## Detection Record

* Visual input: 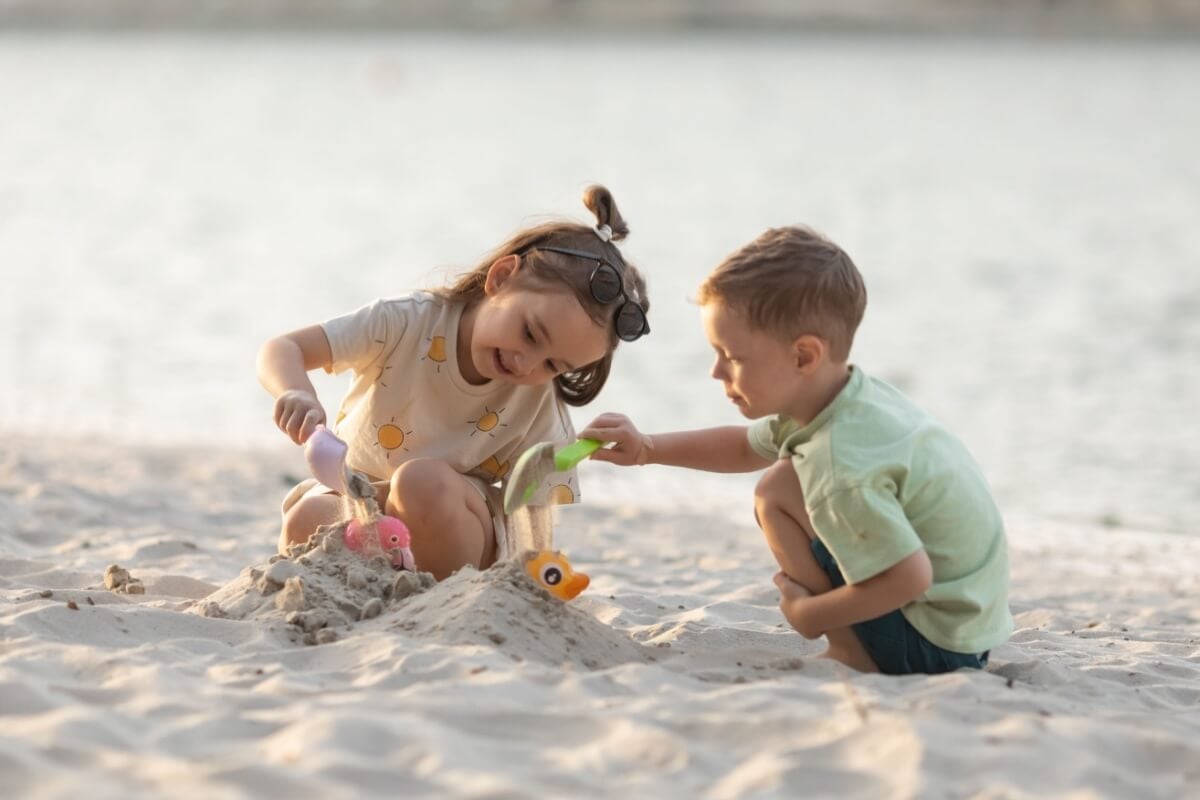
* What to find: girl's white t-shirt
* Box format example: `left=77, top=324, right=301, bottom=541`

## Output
left=320, top=291, right=580, bottom=506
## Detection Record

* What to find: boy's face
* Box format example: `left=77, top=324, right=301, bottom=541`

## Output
left=701, top=301, right=808, bottom=420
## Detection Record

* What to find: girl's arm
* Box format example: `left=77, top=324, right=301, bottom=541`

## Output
left=257, top=325, right=334, bottom=444
left=581, top=413, right=772, bottom=474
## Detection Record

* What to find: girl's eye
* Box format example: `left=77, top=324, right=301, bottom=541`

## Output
left=524, top=324, right=536, bottom=343
left=545, top=360, right=557, bottom=374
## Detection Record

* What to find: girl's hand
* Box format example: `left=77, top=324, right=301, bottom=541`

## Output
left=579, top=413, right=654, bottom=467
left=274, top=389, right=327, bottom=445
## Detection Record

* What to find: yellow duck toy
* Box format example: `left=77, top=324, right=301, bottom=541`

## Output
left=523, top=551, right=590, bottom=601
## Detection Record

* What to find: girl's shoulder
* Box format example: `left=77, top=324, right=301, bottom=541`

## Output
left=371, top=290, right=445, bottom=310
left=354, top=291, right=463, bottom=322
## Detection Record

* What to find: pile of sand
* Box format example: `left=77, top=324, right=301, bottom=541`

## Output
left=192, top=524, right=651, bottom=669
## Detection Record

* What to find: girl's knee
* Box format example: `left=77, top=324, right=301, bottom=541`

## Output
left=387, top=459, right=492, bottom=578
left=389, top=458, right=461, bottom=508
left=280, top=494, right=341, bottom=551
left=388, top=459, right=486, bottom=531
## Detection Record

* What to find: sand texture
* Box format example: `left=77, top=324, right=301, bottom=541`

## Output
left=1, top=436, right=1198, bottom=798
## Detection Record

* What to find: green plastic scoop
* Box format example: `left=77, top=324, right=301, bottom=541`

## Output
left=503, top=438, right=602, bottom=513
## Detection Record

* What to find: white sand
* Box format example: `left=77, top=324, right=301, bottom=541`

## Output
left=1, top=435, right=1198, bottom=799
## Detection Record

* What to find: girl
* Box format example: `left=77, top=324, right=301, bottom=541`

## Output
left=257, top=186, right=649, bottom=580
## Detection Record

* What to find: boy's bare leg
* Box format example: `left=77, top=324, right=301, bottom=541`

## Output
left=754, top=459, right=878, bottom=673
left=385, top=458, right=496, bottom=582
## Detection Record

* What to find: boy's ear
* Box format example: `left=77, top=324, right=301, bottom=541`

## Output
left=793, top=334, right=825, bottom=373
left=483, top=255, right=521, bottom=295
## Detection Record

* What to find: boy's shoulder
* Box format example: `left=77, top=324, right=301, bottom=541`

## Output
left=800, top=368, right=970, bottom=496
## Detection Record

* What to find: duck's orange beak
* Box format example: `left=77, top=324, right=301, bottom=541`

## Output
left=559, top=571, right=590, bottom=600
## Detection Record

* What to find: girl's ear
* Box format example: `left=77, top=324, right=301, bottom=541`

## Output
left=483, top=254, right=521, bottom=295
left=793, top=334, right=825, bottom=373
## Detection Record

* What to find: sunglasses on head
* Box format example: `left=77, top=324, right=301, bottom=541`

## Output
left=528, top=245, right=650, bottom=342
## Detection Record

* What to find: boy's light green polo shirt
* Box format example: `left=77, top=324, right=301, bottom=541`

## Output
left=748, top=366, right=1013, bottom=654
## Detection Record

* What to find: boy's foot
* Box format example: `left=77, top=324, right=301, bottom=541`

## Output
left=773, top=571, right=879, bottom=673
left=816, top=646, right=879, bottom=674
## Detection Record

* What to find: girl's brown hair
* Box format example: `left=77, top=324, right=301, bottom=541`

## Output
left=433, top=185, right=649, bottom=406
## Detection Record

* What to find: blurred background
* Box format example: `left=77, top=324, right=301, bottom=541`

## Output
left=1, top=1, right=1197, bottom=533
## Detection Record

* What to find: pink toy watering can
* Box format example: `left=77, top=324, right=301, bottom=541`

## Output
left=305, top=425, right=415, bottom=570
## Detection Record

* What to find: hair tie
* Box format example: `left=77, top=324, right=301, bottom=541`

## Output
left=593, top=224, right=613, bottom=243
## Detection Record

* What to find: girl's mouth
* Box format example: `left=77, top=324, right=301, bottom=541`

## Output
left=493, top=349, right=513, bottom=376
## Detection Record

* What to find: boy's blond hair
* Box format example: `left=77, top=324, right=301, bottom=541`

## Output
left=697, top=226, right=866, bottom=361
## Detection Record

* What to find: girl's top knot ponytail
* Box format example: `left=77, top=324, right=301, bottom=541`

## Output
left=582, top=184, right=629, bottom=243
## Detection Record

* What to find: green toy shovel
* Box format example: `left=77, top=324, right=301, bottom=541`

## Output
left=503, top=438, right=602, bottom=513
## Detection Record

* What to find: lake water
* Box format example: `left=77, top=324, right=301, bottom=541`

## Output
left=1, top=32, right=1197, bottom=533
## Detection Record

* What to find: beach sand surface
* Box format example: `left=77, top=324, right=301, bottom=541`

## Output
left=1, top=435, right=1198, bottom=799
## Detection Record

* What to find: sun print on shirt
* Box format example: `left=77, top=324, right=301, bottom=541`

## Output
left=549, top=476, right=576, bottom=505
left=468, top=406, right=507, bottom=438
left=422, top=335, right=447, bottom=373
left=477, top=454, right=511, bottom=482
left=372, top=336, right=391, bottom=386
left=374, top=417, right=413, bottom=463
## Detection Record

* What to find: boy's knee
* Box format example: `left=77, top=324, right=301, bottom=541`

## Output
left=754, top=458, right=803, bottom=507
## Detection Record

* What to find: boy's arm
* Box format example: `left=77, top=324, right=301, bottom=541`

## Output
left=780, top=548, right=933, bottom=639
left=257, top=325, right=334, bottom=444
left=582, top=413, right=772, bottom=473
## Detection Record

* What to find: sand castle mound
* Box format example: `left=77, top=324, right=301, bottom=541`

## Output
left=385, top=558, right=652, bottom=670
left=192, top=524, right=650, bottom=669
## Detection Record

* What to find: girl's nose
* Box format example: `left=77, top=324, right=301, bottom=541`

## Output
left=511, top=351, right=531, bottom=377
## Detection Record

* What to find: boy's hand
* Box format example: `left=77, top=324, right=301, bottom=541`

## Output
left=274, top=389, right=326, bottom=445
left=774, top=571, right=822, bottom=639
left=579, top=413, right=654, bottom=467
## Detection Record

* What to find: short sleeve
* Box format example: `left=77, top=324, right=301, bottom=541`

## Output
left=321, top=298, right=410, bottom=377
left=748, top=415, right=796, bottom=460
left=505, top=396, right=582, bottom=507
left=807, top=485, right=924, bottom=584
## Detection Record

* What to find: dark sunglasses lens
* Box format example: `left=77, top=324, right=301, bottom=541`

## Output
left=615, top=302, right=648, bottom=342
left=590, top=263, right=623, bottom=303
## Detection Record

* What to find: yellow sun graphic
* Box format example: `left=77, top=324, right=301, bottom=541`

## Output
left=374, top=417, right=413, bottom=462
left=478, top=455, right=511, bottom=481
left=550, top=479, right=576, bottom=505
left=422, top=336, right=447, bottom=372
left=468, top=406, right=507, bottom=437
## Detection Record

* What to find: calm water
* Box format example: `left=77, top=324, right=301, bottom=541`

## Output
left=1, top=32, right=1197, bottom=532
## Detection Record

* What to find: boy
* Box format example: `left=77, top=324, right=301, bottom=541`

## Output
left=582, top=227, right=1012, bottom=674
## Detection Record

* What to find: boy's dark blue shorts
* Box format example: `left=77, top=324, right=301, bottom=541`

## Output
left=810, top=538, right=989, bottom=676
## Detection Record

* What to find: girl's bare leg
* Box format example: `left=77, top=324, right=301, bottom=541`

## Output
left=279, top=493, right=344, bottom=554
left=754, top=459, right=878, bottom=673
left=385, top=458, right=496, bottom=581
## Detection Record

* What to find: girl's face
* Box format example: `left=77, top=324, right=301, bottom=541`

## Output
left=462, top=259, right=610, bottom=387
